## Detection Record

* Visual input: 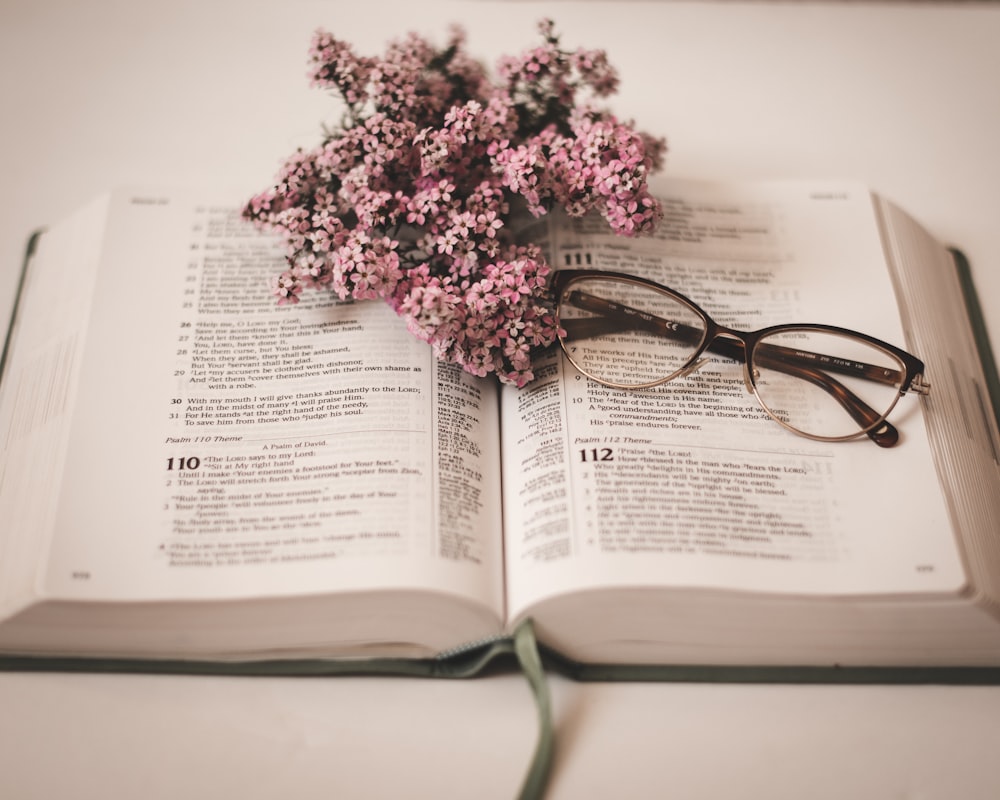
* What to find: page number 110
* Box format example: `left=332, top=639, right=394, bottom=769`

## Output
left=166, top=456, right=201, bottom=471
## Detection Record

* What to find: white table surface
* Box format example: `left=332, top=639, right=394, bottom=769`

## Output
left=2, top=2, right=1000, bottom=798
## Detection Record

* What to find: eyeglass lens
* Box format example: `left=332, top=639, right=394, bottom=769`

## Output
left=751, top=329, right=906, bottom=440
left=557, top=277, right=707, bottom=388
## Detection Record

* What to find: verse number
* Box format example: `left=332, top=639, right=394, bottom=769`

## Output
left=166, top=456, right=201, bottom=471
left=579, top=447, right=614, bottom=463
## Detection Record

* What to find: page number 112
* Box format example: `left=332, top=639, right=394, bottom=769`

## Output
left=579, top=447, right=614, bottom=463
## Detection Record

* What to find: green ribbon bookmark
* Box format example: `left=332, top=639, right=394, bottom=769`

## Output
left=512, top=619, right=554, bottom=800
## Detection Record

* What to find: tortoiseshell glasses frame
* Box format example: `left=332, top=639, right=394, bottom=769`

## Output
left=551, top=269, right=930, bottom=447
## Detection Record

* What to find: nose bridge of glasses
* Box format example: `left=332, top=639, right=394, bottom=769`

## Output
left=704, top=330, right=756, bottom=393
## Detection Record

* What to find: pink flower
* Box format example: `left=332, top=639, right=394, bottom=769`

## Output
left=244, top=20, right=665, bottom=385
left=271, top=271, right=303, bottom=305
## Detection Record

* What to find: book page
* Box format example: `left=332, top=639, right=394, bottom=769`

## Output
left=502, top=180, right=966, bottom=619
left=37, top=189, right=503, bottom=619
left=875, top=197, right=1000, bottom=603
left=0, top=197, right=109, bottom=615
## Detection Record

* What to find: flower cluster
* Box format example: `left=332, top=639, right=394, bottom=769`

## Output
left=245, top=20, right=666, bottom=386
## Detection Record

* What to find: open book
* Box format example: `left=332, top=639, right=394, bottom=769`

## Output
left=2, top=179, right=999, bottom=668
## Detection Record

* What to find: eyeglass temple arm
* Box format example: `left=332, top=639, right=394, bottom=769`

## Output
left=561, top=290, right=899, bottom=447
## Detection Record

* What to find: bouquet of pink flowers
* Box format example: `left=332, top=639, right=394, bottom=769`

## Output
left=244, top=20, right=666, bottom=386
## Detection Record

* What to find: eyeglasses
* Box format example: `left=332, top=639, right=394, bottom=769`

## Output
left=551, top=269, right=931, bottom=447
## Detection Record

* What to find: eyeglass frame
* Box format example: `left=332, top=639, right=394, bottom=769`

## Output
left=549, top=268, right=931, bottom=447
